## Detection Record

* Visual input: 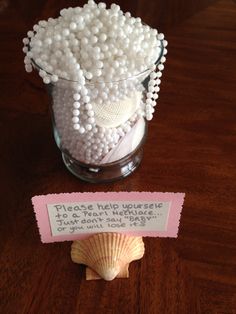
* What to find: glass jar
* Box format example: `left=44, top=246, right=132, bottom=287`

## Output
left=40, top=43, right=164, bottom=183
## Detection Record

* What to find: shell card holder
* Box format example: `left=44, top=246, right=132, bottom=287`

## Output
left=32, top=192, right=185, bottom=281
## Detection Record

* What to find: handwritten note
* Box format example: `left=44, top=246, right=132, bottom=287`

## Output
left=47, top=201, right=170, bottom=236
left=32, top=192, right=185, bottom=243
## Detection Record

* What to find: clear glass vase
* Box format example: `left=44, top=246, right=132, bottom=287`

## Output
left=44, top=44, right=164, bottom=183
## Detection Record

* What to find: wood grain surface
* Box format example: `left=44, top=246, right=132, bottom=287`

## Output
left=0, top=0, right=236, bottom=313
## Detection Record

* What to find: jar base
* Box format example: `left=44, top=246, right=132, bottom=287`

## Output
left=61, top=149, right=143, bottom=183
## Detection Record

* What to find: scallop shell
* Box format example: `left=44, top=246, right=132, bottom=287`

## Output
left=86, top=263, right=129, bottom=280
left=92, top=91, right=142, bottom=128
left=71, top=233, right=145, bottom=281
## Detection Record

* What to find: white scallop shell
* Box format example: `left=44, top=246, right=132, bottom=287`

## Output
left=86, top=264, right=129, bottom=280
left=71, top=233, right=145, bottom=281
left=92, top=91, right=142, bottom=128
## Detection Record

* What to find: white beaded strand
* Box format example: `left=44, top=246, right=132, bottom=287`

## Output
left=145, top=35, right=168, bottom=120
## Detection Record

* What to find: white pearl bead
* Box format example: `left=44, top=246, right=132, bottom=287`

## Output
left=81, top=88, right=88, bottom=96
left=149, top=79, right=155, bottom=86
left=98, top=2, right=106, bottom=9
left=99, top=33, right=107, bottom=42
left=150, top=64, right=156, bottom=71
left=24, top=57, right=31, bottom=65
left=160, top=56, right=166, bottom=63
left=85, top=72, right=93, bottom=80
left=73, top=93, right=80, bottom=101
left=147, top=92, right=153, bottom=98
left=148, top=86, right=155, bottom=93
left=81, top=37, right=88, bottom=45
left=88, top=117, right=95, bottom=124
left=23, top=37, right=29, bottom=45
left=39, top=20, right=47, bottom=27
left=101, top=44, right=108, bottom=52
left=146, top=113, right=153, bottom=121
left=39, top=70, right=46, bottom=77
left=26, top=51, right=33, bottom=58
left=96, top=60, right=103, bottom=68
left=73, top=123, right=80, bottom=130
left=27, top=31, right=34, bottom=38
left=54, top=34, right=61, bottom=41
left=91, top=36, right=98, bottom=44
left=43, top=77, right=50, bottom=84
left=111, top=3, right=120, bottom=11
left=25, top=65, right=33, bottom=73
left=62, top=29, right=70, bottom=36
left=70, top=22, right=77, bottom=30
left=83, top=95, right=90, bottom=103
left=150, top=72, right=157, bottom=79
left=33, top=24, right=39, bottom=31
left=79, top=127, right=85, bottom=134
left=73, top=109, right=80, bottom=116
left=45, top=38, right=52, bottom=45
left=163, top=40, right=168, bottom=47
left=72, top=116, right=79, bottom=123
left=85, top=103, right=92, bottom=110
left=94, top=69, right=102, bottom=76
left=87, top=110, right=94, bottom=117
left=123, top=125, right=131, bottom=133
left=85, top=124, right=92, bottom=131
left=35, top=39, right=42, bottom=46
left=92, top=26, right=99, bottom=34
left=73, top=102, right=80, bottom=108
left=146, top=104, right=152, bottom=111
left=153, top=94, right=158, bottom=100
left=51, top=74, right=58, bottom=82
left=158, top=64, right=164, bottom=71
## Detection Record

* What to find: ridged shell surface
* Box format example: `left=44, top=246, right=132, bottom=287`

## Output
left=92, top=91, right=142, bottom=128
left=86, top=264, right=129, bottom=280
left=71, top=233, right=145, bottom=281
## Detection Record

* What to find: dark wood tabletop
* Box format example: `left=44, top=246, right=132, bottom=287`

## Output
left=1, top=0, right=236, bottom=313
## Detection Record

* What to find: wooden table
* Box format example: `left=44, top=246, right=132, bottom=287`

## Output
left=1, top=1, right=236, bottom=313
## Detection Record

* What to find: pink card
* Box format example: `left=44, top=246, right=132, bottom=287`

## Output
left=31, top=192, right=185, bottom=243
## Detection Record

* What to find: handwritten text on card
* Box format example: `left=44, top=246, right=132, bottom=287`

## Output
left=47, top=201, right=170, bottom=236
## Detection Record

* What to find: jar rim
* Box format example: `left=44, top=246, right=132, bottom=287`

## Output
left=31, top=40, right=164, bottom=85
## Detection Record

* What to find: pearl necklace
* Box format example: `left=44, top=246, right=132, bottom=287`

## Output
left=22, top=0, right=168, bottom=163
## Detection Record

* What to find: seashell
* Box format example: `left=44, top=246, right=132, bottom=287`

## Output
left=86, top=263, right=129, bottom=280
left=92, top=91, right=142, bottom=128
left=71, top=233, right=145, bottom=281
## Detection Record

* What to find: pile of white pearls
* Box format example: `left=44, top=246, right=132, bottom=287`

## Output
left=53, top=82, right=140, bottom=163
left=23, top=0, right=167, bottom=164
